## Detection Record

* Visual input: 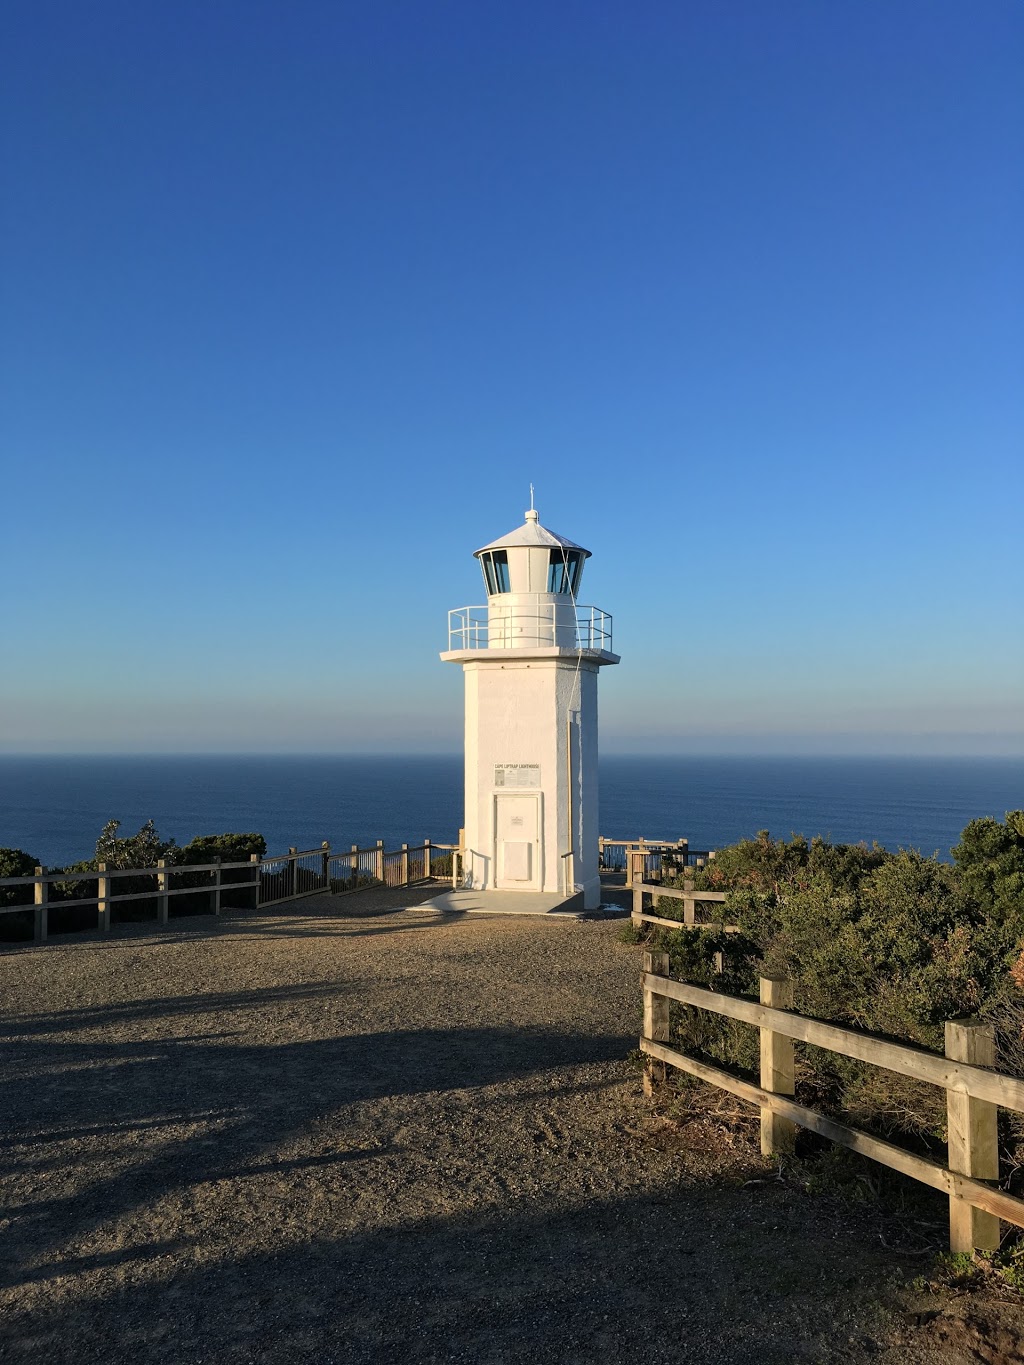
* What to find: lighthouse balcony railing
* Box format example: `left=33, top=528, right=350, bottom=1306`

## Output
left=447, top=603, right=613, bottom=653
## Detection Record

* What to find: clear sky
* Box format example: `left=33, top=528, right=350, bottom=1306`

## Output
left=2, top=0, right=1021, bottom=756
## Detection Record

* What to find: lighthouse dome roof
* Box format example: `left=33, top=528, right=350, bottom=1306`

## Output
left=474, top=509, right=591, bottom=559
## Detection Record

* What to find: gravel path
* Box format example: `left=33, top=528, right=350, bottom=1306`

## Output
left=2, top=890, right=1022, bottom=1364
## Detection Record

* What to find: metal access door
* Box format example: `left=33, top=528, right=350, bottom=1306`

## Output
left=494, top=793, right=542, bottom=890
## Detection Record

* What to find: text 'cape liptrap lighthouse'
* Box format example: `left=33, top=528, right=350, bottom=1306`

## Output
left=440, top=505, right=619, bottom=913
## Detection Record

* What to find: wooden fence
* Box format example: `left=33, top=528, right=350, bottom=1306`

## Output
left=326, top=840, right=458, bottom=895
left=640, top=951, right=1024, bottom=1253
left=0, top=838, right=460, bottom=945
left=599, top=837, right=715, bottom=883
left=630, top=879, right=736, bottom=933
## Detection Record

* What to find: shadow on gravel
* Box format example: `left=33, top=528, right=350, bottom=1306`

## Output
left=3, top=1023, right=635, bottom=1291
left=237, top=912, right=474, bottom=940
left=0, top=981, right=365, bottom=1038
left=1, top=1175, right=907, bottom=1364
left=0, top=887, right=448, bottom=955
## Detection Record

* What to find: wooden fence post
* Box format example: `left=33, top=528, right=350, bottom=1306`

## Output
left=759, top=975, right=796, bottom=1156
left=682, top=876, right=696, bottom=926
left=643, top=950, right=670, bottom=1097
left=212, top=857, right=222, bottom=916
left=632, top=880, right=643, bottom=923
left=401, top=843, right=410, bottom=886
left=33, top=867, right=47, bottom=944
left=288, top=847, right=297, bottom=898
left=250, top=852, right=260, bottom=909
left=321, top=841, right=331, bottom=889
left=423, top=839, right=431, bottom=879
left=157, top=859, right=169, bottom=926
left=629, top=849, right=642, bottom=886
left=375, top=840, right=385, bottom=883
left=598, top=835, right=605, bottom=868
left=97, top=862, right=111, bottom=934
left=351, top=844, right=359, bottom=885
left=946, top=1019, right=1001, bottom=1253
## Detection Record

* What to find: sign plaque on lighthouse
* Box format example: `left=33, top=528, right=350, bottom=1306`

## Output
left=439, top=503, right=619, bottom=912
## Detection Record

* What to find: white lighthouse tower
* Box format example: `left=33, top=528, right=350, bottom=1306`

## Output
left=439, top=503, right=619, bottom=912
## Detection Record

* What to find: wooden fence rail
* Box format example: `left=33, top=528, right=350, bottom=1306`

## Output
left=640, top=954, right=1024, bottom=1253
left=599, top=836, right=715, bottom=881
left=1, top=837, right=460, bottom=945
left=630, top=880, right=736, bottom=932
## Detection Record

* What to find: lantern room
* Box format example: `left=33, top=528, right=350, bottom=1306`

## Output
left=475, top=508, right=590, bottom=599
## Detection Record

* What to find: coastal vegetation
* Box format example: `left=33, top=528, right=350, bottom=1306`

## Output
left=0, top=821, right=266, bottom=939
left=631, top=812, right=1024, bottom=1207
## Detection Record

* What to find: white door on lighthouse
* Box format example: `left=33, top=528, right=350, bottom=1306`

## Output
left=494, top=794, right=542, bottom=890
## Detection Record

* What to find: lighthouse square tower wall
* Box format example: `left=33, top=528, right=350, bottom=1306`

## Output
left=461, top=657, right=600, bottom=904
left=441, top=505, right=618, bottom=913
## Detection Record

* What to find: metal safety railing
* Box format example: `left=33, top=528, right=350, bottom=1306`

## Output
left=258, top=846, right=333, bottom=906
left=325, top=840, right=456, bottom=893
left=447, top=602, right=613, bottom=652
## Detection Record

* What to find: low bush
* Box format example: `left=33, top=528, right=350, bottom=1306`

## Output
left=175, top=832, right=267, bottom=914
left=642, top=813, right=1024, bottom=1175
left=0, top=847, right=37, bottom=942
left=1, top=822, right=270, bottom=935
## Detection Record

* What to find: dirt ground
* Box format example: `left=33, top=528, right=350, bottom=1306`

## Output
left=2, top=887, right=1023, bottom=1364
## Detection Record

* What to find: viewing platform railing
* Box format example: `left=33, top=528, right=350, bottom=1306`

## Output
left=447, top=603, right=612, bottom=652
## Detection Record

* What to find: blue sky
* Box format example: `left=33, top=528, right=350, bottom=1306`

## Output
left=2, top=0, right=1021, bottom=755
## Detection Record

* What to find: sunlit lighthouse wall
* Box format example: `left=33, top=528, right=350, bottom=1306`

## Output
left=441, top=507, right=619, bottom=910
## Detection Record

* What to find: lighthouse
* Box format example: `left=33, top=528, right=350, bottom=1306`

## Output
left=439, top=504, right=619, bottom=912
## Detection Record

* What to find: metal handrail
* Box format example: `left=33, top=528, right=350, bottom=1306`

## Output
left=447, top=603, right=612, bottom=652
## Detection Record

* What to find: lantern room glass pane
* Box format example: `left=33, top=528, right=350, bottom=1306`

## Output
left=480, top=550, right=511, bottom=595
left=548, top=549, right=582, bottom=595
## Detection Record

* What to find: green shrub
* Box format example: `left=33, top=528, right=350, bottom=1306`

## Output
left=0, top=847, right=38, bottom=942
left=176, top=833, right=267, bottom=913
left=4, top=822, right=271, bottom=934
left=660, top=815, right=1024, bottom=1159
left=179, top=832, right=266, bottom=863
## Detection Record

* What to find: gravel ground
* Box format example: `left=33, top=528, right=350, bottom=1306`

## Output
left=2, top=888, right=1023, bottom=1364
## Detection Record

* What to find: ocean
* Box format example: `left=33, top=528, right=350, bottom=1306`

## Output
left=0, top=755, right=1020, bottom=869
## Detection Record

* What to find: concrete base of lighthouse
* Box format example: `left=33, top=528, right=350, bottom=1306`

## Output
left=413, top=888, right=585, bottom=916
